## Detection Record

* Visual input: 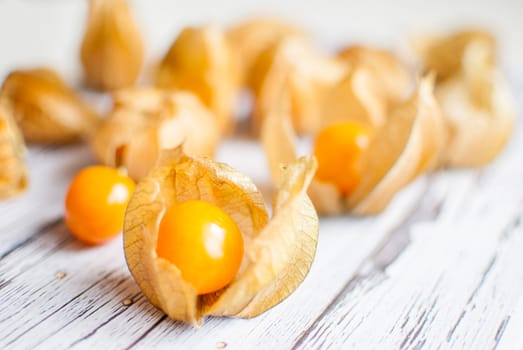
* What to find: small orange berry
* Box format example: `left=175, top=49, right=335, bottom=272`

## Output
left=64, top=166, right=135, bottom=245
left=156, top=200, right=244, bottom=295
left=313, top=121, right=371, bottom=195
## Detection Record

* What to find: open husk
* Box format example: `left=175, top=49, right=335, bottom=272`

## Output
left=347, top=76, right=446, bottom=215
left=0, top=68, right=100, bottom=144
left=414, top=30, right=514, bottom=167
left=228, top=17, right=307, bottom=88
left=252, top=37, right=347, bottom=135
left=123, top=147, right=318, bottom=325
left=411, top=30, right=495, bottom=81
left=92, top=88, right=220, bottom=181
left=262, top=76, right=446, bottom=215
left=322, top=46, right=413, bottom=131
left=0, top=100, right=27, bottom=199
left=436, top=73, right=515, bottom=167
left=80, top=0, right=144, bottom=90
left=155, top=26, right=239, bottom=133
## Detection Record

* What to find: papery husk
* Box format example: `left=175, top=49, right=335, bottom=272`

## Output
left=92, top=88, right=220, bottom=181
left=155, top=26, right=239, bottom=133
left=413, top=29, right=514, bottom=167
left=0, top=100, right=27, bottom=199
left=0, top=68, right=100, bottom=144
left=348, top=76, right=446, bottom=215
left=123, top=147, right=318, bottom=325
left=411, top=30, right=495, bottom=81
left=252, top=38, right=347, bottom=135
left=436, top=67, right=515, bottom=167
left=321, top=66, right=388, bottom=130
left=80, top=0, right=144, bottom=90
left=228, top=17, right=307, bottom=88
left=262, top=76, right=445, bottom=216
left=337, top=45, right=413, bottom=104
left=260, top=94, right=345, bottom=215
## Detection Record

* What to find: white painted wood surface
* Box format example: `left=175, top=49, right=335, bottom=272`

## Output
left=1, top=1, right=523, bottom=349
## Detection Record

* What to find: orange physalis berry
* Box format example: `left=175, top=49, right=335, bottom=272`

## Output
left=156, top=200, right=244, bottom=295
left=313, top=121, right=371, bottom=195
left=64, top=166, right=135, bottom=245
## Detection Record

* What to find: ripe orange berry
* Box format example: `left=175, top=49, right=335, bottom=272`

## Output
left=313, top=121, right=371, bottom=195
left=156, top=200, right=244, bottom=295
left=64, top=166, right=135, bottom=245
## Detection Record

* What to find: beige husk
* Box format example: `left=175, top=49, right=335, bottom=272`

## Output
left=262, top=76, right=446, bottom=215
left=123, top=147, right=318, bottom=325
left=252, top=37, right=348, bottom=135
left=337, top=45, right=413, bottom=105
left=155, top=26, right=240, bottom=133
left=0, top=100, right=27, bottom=199
left=0, top=68, right=100, bottom=144
left=91, top=88, right=220, bottom=181
left=227, top=17, right=307, bottom=87
left=347, top=76, right=446, bottom=215
left=80, top=0, right=144, bottom=90
left=413, top=29, right=514, bottom=167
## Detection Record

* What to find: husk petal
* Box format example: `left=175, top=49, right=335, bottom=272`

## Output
left=92, top=88, right=220, bottom=181
left=0, top=100, right=27, bottom=198
left=155, top=26, right=239, bottom=133
left=348, top=76, right=446, bottom=215
left=202, top=156, right=318, bottom=318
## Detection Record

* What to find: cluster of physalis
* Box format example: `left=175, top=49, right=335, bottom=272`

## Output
left=0, top=0, right=515, bottom=326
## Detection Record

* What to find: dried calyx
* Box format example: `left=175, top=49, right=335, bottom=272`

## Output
left=124, top=147, right=318, bottom=326
left=324, top=45, right=413, bottom=129
left=413, top=29, right=515, bottom=167
left=0, top=99, right=27, bottom=199
left=227, top=17, right=307, bottom=88
left=262, top=76, right=446, bottom=215
left=80, top=0, right=144, bottom=91
left=251, top=37, right=347, bottom=135
left=92, top=87, right=220, bottom=181
left=156, top=26, right=239, bottom=134
left=0, top=68, right=100, bottom=144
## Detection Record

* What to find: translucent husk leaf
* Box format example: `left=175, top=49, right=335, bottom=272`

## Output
left=260, top=95, right=345, bottom=215
left=123, top=147, right=318, bottom=325
left=203, top=156, right=318, bottom=318
left=228, top=17, right=307, bottom=88
left=0, top=68, right=100, bottom=144
left=155, top=26, right=239, bottom=133
left=413, top=29, right=514, bottom=167
left=262, top=76, right=445, bottom=216
left=337, top=45, right=413, bottom=104
left=80, top=0, right=144, bottom=90
left=411, top=30, right=495, bottom=81
left=436, top=70, right=515, bottom=167
left=252, top=38, right=347, bottom=135
left=0, top=100, right=27, bottom=199
left=322, top=66, right=388, bottom=130
left=348, top=76, right=446, bottom=215
left=92, top=88, right=220, bottom=181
